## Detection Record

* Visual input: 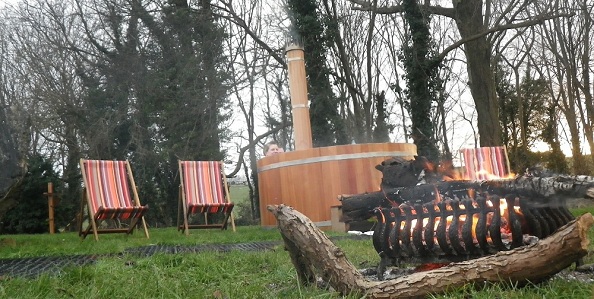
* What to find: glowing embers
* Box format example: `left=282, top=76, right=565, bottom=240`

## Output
left=372, top=194, right=575, bottom=262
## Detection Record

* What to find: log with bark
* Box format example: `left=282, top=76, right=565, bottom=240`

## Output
left=268, top=204, right=593, bottom=298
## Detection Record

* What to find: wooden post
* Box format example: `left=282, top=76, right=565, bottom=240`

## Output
left=44, top=182, right=55, bottom=234
left=286, top=44, right=313, bottom=150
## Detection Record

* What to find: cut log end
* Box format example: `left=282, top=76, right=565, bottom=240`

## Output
left=578, top=212, right=594, bottom=249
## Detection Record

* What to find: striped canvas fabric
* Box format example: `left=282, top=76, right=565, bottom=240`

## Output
left=82, top=160, right=146, bottom=220
left=180, top=161, right=234, bottom=214
left=460, top=146, right=511, bottom=181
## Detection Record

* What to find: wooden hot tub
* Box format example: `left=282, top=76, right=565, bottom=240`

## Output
left=257, top=142, right=417, bottom=228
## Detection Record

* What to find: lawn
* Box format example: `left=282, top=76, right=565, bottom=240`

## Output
left=0, top=207, right=593, bottom=298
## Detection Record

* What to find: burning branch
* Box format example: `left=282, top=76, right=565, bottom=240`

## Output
left=268, top=204, right=593, bottom=298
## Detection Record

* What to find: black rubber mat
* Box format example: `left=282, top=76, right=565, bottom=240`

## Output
left=0, top=241, right=280, bottom=279
left=0, top=235, right=369, bottom=279
left=122, top=241, right=280, bottom=256
left=0, top=255, right=99, bottom=278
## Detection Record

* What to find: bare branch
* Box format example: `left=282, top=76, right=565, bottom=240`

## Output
left=435, top=12, right=574, bottom=63
left=226, top=123, right=291, bottom=177
left=347, top=0, right=455, bottom=18
left=211, top=2, right=286, bottom=67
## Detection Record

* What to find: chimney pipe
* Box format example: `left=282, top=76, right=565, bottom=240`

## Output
left=286, top=44, right=313, bottom=150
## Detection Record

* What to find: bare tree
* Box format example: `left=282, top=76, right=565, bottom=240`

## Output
left=497, top=27, right=534, bottom=151
left=318, top=1, right=410, bottom=143
left=219, top=0, right=290, bottom=220
left=532, top=0, right=593, bottom=173
left=0, top=13, right=23, bottom=214
left=348, top=0, right=570, bottom=147
left=3, top=0, right=88, bottom=212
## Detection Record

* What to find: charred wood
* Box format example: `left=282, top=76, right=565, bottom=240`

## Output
left=484, top=174, right=594, bottom=200
left=371, top=196, right=575, bottom=267
left=340, top=175, right=593, bottom=224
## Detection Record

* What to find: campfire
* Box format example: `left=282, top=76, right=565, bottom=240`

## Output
left=372, top=186, right=576, bottom=278
left=375, top=195, right=547, bottom=257
left=265, top=154, right=594, bottom=297
left=268, top=204, right=592, bottom=298
left=340, top=155, right=593, bottom=279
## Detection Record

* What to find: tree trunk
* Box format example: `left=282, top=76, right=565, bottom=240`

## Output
left=0, top=103, right=22, bottom=217
left=578, top=1, right=594, bottom=169
left=453, top=0, right=502, bottom=146
left=403, top=0, right=440, bottom=163
left=268, top=204, right=593, bottom=298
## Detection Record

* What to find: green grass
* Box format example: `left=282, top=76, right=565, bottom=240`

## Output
left=571, top=206, right=594, bottom=219
left=0, top=226, right=283, bottom=258
left=0, top=208, right=593, bottom=298
left=230, top=184, right=250, bottom=206
left=0, top=227, right=370, bottom=298
left=432, top=279, right=594, bottom=299
left=230, top=185, right=257, bottom=225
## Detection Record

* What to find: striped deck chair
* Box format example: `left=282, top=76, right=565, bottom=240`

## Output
left=78, top=159, right=149, bottom=241
left=460, top=146, right=512, bottom=181
left=178, top=161, right=236, bottom=235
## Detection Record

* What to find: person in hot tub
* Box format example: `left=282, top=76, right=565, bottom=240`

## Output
left=263, top=141, right=284, bottom=156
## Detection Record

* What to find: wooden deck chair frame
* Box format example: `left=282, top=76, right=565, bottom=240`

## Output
left=460, top=146, right=512, bottom=181
left=177, top=160, right=236, bottom=235
left=78, top=159, right=150, bottom=241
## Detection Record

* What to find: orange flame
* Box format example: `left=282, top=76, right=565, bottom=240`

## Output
left=396, top=196, right=522, bottom=245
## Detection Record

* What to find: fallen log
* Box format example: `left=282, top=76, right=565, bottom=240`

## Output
left=268, top=204, right=593, bottom=298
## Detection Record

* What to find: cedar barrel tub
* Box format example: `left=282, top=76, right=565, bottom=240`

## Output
left=257, top=142, right=417, bottom=228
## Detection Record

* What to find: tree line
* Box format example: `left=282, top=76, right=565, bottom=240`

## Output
left=0, top=0, right=592, bottom=233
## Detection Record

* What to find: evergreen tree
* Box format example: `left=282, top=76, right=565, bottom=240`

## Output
left=287, top=0, right=348, bottom=146
left=494, top=61, right=517, bottom=148
left=542, top=104, right=569, bottom=174
left=518, top=73, right=549, bottom=146
left=135, top=0, right=231, bottom=225
left=74, top=1, right=231, bottom=226
left=0, top=155, right=65, bottom=234
left=497, top=65, right=553, bottom=172
left=372, top=91, right=394, bottom=142
left=401, top=0, right=440, bottom=163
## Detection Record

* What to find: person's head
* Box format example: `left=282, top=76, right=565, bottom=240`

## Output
left=264, top=141, right=284, bottom=156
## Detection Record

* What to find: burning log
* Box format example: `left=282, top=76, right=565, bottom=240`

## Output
left=370, top=194, right=574, bottom=279
left=268, top=204, right=593, bottom=298
left=339, top=156, right=594, bottom=279
left=338, top=157, right=590, bottom=273
left=341, top=173, right=594, bottom=223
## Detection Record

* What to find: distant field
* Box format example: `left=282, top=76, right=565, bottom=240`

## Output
left=229, top=184, right=257, bottom=224
left=230, top=184, right=250, bottom=205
